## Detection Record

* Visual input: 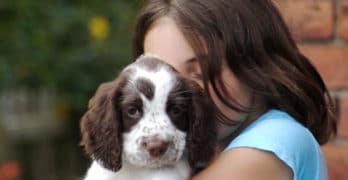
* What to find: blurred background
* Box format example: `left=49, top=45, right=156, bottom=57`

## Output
left=0, top=0, right=347, bottom=180
left=0, top=0, right=141, bottom=179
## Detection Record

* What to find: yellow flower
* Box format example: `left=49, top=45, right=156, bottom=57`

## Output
left=88, top=15, right=110, bottom=40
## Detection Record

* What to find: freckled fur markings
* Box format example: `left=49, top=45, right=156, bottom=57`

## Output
left=121, top=57, right=188, bottom=168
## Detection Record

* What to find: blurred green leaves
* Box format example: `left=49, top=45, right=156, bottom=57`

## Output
left=0, top=0, right=142, bottom=115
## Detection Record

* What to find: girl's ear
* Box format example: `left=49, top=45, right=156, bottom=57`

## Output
left=186, top=81, right=217, bottom=170
left=80, top=76, right=126, bottom=172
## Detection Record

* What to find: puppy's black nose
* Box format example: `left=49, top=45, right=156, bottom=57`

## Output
left=143, top=139, right=169, bottom=158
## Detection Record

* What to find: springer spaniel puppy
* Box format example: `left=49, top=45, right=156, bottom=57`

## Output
left=80, top=54, right=216, bottom=180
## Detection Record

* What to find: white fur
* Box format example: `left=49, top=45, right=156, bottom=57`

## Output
left=83, top=55, right=191, bottom=180
left=84, top=160, right=190, bottom=180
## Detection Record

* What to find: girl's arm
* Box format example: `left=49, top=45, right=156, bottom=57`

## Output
left=192, top=148, right=293, bottom=180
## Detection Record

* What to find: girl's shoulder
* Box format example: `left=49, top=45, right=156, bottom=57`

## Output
left=225, top=109, right=318, bottom=151
left=223, top=109, right=327, bottom=180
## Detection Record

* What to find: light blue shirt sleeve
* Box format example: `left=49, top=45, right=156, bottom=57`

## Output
left=223, top=109, right=328, bottom=180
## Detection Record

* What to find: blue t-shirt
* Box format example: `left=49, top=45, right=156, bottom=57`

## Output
left=223, top=109, right=328, bottom=180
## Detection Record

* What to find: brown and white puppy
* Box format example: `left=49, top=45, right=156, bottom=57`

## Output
left=80, top=54, right=216, bottom=180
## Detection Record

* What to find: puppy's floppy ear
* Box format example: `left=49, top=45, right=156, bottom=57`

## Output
left=186, top=81, right=216, bottom=170
left=80, top=75, right=127, bottom=172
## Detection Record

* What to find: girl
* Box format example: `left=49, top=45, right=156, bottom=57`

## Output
left=132, top=0, right=337, bottom=179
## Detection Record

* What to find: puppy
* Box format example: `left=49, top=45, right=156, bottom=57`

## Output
left=80, top=54, right=216, bottom=180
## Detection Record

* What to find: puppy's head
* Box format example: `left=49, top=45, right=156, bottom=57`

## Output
left=80, top=54, right=216, bottom=171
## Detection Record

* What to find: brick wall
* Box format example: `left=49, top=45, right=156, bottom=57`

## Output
left=275, top=0, right=348, bottom=179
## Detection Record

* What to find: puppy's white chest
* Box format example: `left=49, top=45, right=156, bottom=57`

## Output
left=84, top=159, right=190, bottom=180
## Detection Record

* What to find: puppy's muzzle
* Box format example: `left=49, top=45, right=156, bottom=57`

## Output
left=141, top=136, right=170, bottom=158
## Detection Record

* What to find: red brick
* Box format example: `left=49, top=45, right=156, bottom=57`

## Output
left=338, top=96, right=348, bottom=138
left=338, top=0, right=348, bottom=41
left=321, top=144, right=348, bottom=180
left=299, top=45, right=348, bottom=89
left=275, top=0, right=334, bottom=40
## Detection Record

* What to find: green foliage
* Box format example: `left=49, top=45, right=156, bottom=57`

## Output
left=0, top=0, right=142, bottom=115
left=0, top=1, right=144, bottom=178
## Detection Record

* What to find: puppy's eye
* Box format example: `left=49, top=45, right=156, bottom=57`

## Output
left=127, top=106, right=141, bottom=118
left=169, top=105, right=185, bottom=117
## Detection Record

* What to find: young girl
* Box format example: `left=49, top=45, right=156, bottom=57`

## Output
left=132, top=0, right=337, bottom=179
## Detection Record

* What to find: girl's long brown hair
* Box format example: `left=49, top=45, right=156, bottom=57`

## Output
left=132, top=0, right=337, bottom=145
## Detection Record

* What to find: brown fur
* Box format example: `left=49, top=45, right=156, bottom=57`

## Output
left=80, top=74, right=128, bottom=172
left=182, top=77, right=216, bottom=169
